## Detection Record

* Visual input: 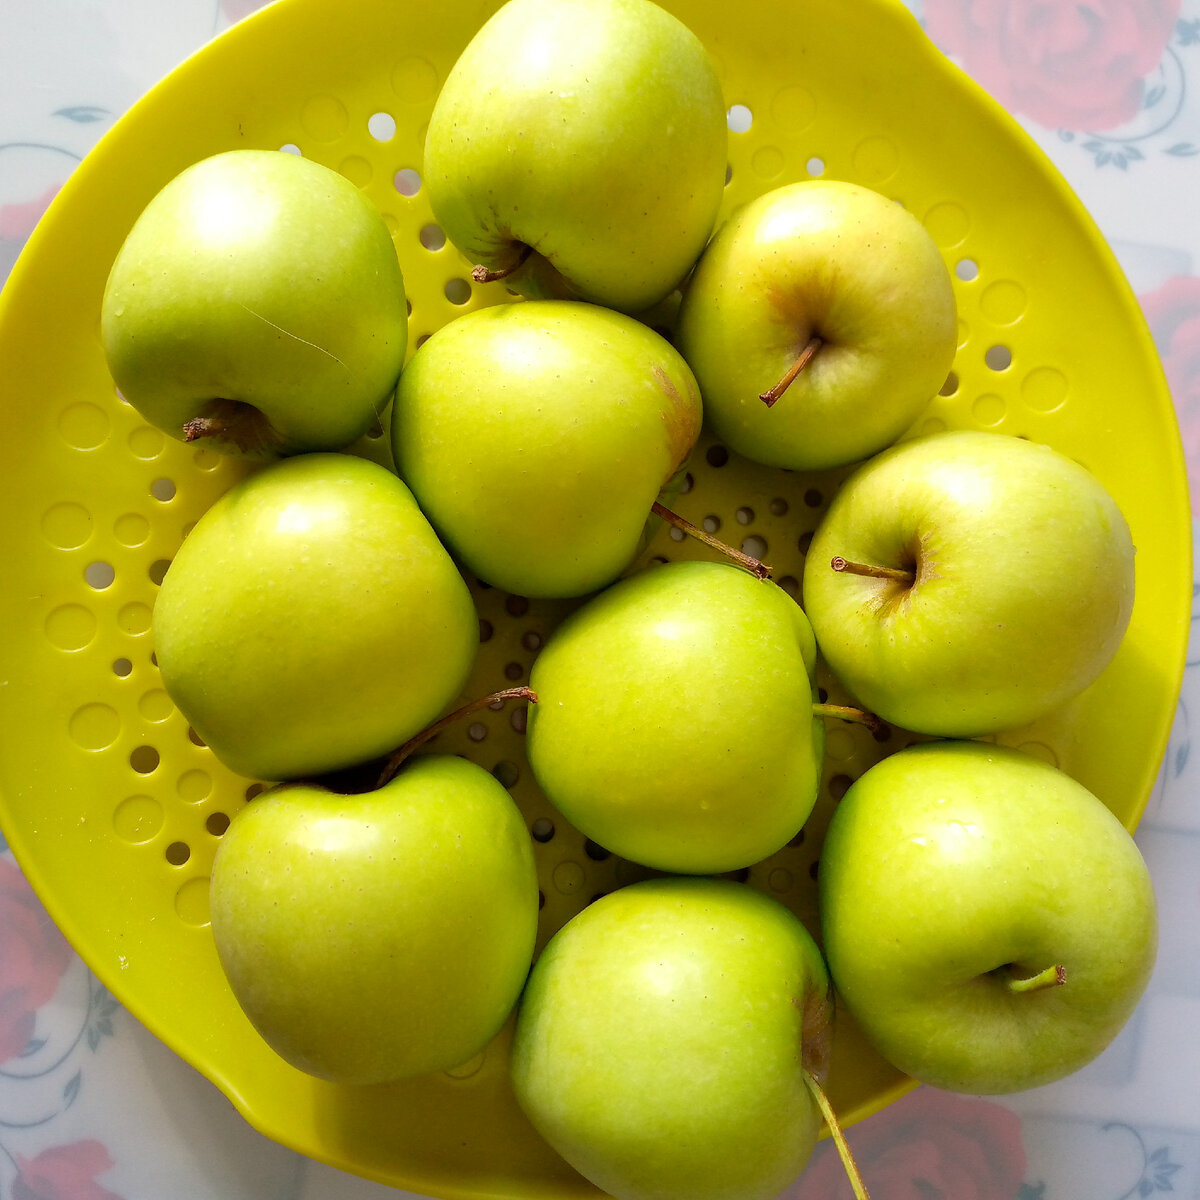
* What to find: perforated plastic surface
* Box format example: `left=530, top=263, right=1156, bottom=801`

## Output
left=0, top=0, right=1190, bottom=1195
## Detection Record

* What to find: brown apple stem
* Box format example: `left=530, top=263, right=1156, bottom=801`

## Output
left=651, top=502, right=771, bottom=580
left=801, top=1067, right=872, bottom=1200
left=760, top=336, right=823, bottom=407
left=182, top=416, right=228, bottom=442
left=471, top=243, right=533, bottom=283
left=376, top=687, right=537, bottom=788
left=812, top=703, right=887, bottom=737
left=830, top=556, right=916, bottom=586
left=181, top=399, right=280, bottom=455
left=1007, top=964, right=1066, bottom=994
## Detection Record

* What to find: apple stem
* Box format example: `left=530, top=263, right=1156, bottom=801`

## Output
left=182, top=415, right=228, bottom=442
left=800, top=1067, right=872, bottom=1200
left=181, top=399, right=280, bottom=455
left=812, top=703, right=887, bottom=737
left=376, top=687, right=537, bottom=788
left=651, top=501, right=771, bottom=580
left=830, top=556, right=916, bottom=586
left=471, top=243, right=534, bottom=284
left=760, top=336, right=822, bottom=407
left=1007, top=964, right=1066, bottom=994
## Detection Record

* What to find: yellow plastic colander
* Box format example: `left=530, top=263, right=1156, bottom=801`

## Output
left=0, top=0, right=1190, bottom=1195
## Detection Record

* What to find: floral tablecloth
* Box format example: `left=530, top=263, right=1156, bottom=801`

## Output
left=2, top=1, right=1199, bottom=1198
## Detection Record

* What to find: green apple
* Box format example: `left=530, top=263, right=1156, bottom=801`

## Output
left=818, top=741, right=1157, bottom=1094
left=210, top=754, right=540, bottom=1083
left=390, top=300, right=702, bottom=599
left=423, top=0, right=727, bottom=314
left=102, top=149, right=407, bottom=456
left=525, top=560, right=823, bottom=873
left=802, top=429, right=1135, bottom=736
left=152, top=453, right=478, bottom=781
left=512, top=877, right=834, bottom=1200
left=675, top=179, right=957, bottom=470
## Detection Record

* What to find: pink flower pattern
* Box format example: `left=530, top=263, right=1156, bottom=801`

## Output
left=12, top=1142, right=122, bottom=1200
left=1139, top=274, right=1200, bottom=514
left=923, top=0, right=1181, bottom=131
left=0, top=860, right=72, bottom=1065
left=219, top=0, right=271, bottom=25
left=785, top=1087, right=1026, bottom=1200
left=0, top=186, right=60, bottom=243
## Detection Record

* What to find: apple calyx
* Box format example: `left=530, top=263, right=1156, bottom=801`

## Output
left=650, top=501, right=771, bottom=580
left=471, top=242, right=534, bottom=284
left=376, top=686, right=537, bottom=788
left=182, top=398, right=282, bottom=456
left=812, top=702, right=887, bottom=738
left=830, top=556, right=916, bottom=587
left=1004, top=963, right=1067, bottom=994
left=760, top=336, right=823, bottom=408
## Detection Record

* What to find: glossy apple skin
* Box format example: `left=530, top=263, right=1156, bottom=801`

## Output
left=423, top=0, right=727, bottom=314
left=102, top=149, right=407, bottom=456
left=512, top=877, right=832, bottom=1200
left=210, top=755, right=540, bottom=1084
left=391, top=301, right=702, bottom=599
left=152, top=454, right=478, bottom=781
left=819, top=741, right=1157, bottom=1094
left=675, top=179, right=957, bottom=470
left=526, top=561, right=823, bottom=873
left=802, top=429, right=1135, bottom=736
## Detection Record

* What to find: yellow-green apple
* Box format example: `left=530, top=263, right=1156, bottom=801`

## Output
left=422, top=0, right=727, bottom=314
left=819, top=741, right=1157, bottom=1094
left=152, top=454, right=478, bottom=781
left=390, top=300, right=701, bottom=599
left=511, top=877, right=835, bottom=1200
left=675, top=179, right=956, bottom=470
left=802, top=429, right=1135, bottom=736
left=525, top=560, right=823, bottom=872
left=102, top=149, right=407, bottom=456
left=210, top=754, right=539, bottom=1083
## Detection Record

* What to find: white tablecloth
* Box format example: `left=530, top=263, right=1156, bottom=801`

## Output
left=2, top=2, right=1198, bottom=1198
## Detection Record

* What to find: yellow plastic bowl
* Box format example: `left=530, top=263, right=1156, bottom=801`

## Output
left=0, top=0, right=1190, bottom=1195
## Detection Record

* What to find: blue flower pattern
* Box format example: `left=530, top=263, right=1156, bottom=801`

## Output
left=1104, top=1124, right=1185, bottom=1198
left=1053, top=21, right=1200, bottom=168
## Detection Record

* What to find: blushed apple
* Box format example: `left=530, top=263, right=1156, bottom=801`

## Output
left=675, top=179, right=957, bottom=471
left=390, top=301, right=702, bottom=599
